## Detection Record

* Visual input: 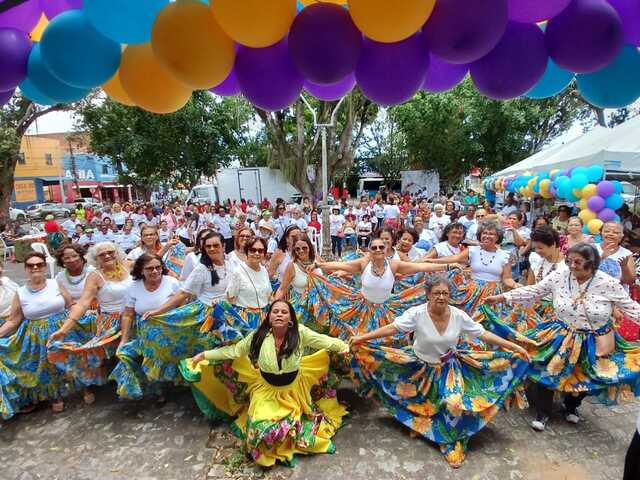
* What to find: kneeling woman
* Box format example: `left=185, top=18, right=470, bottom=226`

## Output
left=350, top=277, right=530, bottom=467
left=181, top=300, right=349, bottom=467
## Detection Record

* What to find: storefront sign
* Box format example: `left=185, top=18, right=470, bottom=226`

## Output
left=14, top=180, right=37, bottom=202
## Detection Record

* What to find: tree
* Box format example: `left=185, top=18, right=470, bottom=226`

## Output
left=0, top=93, right=72, bottom=222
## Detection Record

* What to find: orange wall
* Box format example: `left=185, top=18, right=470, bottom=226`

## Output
left=16, top=135, right=65, bottom=178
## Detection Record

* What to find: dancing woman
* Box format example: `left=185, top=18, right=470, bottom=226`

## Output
left=0, top=264, right=18, bottom=325
left=180, top=300, right=349, bottom=467
left=350, top=277, right=529, bottom=467
left=267, top=225, right=301, bottom=289
left=483, top=243, right=640, bottom=432
left=126, top=225, right=184, bottom=278
left=54, top=244, right=95, bottom=301
left=226, top=226, right=253, bottom=272
left=422, top=222, right=465, bottom=260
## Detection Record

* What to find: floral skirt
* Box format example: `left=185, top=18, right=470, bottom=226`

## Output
left=179, top=349, right=347, bottom=467
left=350, top=342, right=528, bottom=467
left=214, top=301, right=270, bottom=338
left=164, top=241, right=186, bottom=279
left=482, top=307, right=640, bottom=405
left=47, top=311, right=120, bottom=387
left=0, top=312, right=77, bottom=419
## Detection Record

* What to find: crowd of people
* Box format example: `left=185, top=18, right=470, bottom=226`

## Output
left=0, top=188, right=640, bottom=475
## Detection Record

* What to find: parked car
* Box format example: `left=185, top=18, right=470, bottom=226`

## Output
left=26, top=203, right=71, bottom=220
left=63, top=197, right=103, bottom=211
left=9, top=207, right=26, bottom=222
left=621, top=181, right=639, bottom=207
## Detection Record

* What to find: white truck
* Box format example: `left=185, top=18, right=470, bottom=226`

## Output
left=187, top=167, right=300, bottom=204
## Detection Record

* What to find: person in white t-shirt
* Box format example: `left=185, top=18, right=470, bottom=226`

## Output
left=596, top=221, right=635, bottom=286
left=356, top=214, right=373, bottom=249
left=428, top=204, right=451, bottom=240
left=329, top=206, right=345, bottom=257
left=291, top=208, right=308, bottom=231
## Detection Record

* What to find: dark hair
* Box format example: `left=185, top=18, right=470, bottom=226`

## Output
left=533, top=215, right=550, bottom=227
left=249, top=300, right=300, bottom=364
left=566, top=243, right=601, bottom=272
left=24, top=251, right=47, bottom=266
left=376, top=227, right=396, bottom=244
left=194, top=228, right=214, bottom=255
left=244, top=236, right=268, bottom=256
left=131, top=253, right=168, bottom=280
left=440, top=221, right=465, bottom=243
left=531, top=226, right=560, bottom=248
left=292, top=234, right=316, bottom=262
left=397, top=228, right=418, bottom=244
left=476, top=220, right=504, bottom=243
left=234, top=226, right=254, bottom=249
left=200, top=231, right=225, bottom=286
left=277, top=225, right=301, bottom=252
left=508, top=211, right=526, bottom=226
left=55, top=243, right=87, bottom=268
left=424, top=275, right=451, bottom=295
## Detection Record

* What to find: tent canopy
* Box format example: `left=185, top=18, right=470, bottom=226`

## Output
left=493, top=115, right=640, bottom=182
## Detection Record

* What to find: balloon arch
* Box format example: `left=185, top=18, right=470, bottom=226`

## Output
left=1, top=0, right=640, bottom=114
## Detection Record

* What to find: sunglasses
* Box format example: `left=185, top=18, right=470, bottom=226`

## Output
left=248, top=247, right=265, bottom=254
left=295, top=246, right=309, bottom=252
left=238, top=234, right=253, bottom=239
left=370, top=245, right=385, bottom=251
left=97, top=250, right=116, bottom=257
left=26, top=262, right=46, bottom=270
left=431, top=291, right=450, bottom=297
left=143, top=265, right=163, bottom=272
left=205, top=243, right=223, bottom=249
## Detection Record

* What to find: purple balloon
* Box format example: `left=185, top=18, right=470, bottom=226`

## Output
left=0, top=0, right=41, bottom=32
left=236, top=38, right=304, bottom=112
left=41, top=0, right=83, bottom=20
left=209, top=67, right=240, bottom=96
left=598, top=207, right=617, bottom=222
left=587, top=195, right=605, bottom=212
left=0, top=88, right=15, bottom=106
left=0, top=28, right=32, bottom=92
left=304, top=73, right=355, bottom=101
left=470, top=22, right=548, bottom=100
left=596, top=180, right=616, bottom=198
left=508, top=0, right=571, bottom=23
left=546, top=0, right=624, bottom=73
left=423, top=0, right=508, bottom=64
left=356, top=34, right=429, bottom=106
left=288, top=3, right=362, bottom=85
left=422, top=53, right=468, bottom=93
left=608, top=0, right=640, bottom=46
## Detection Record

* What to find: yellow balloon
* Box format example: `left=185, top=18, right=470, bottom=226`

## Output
left=119, top=44, right=193, bottom=114
left=102, top=71, right=136, bottom=106
left=578, top=209, right=597, bottom=223
left=212, top=0, right=296, bottom=48
left=578, top=198, right=588, bottom=210
left=539, top=179, right=551, bottom=191
left=572, top=188, right=583, bottom=199
left=348, top=0, right=436, bottom=43
left=540, top=189, right=553, bottom=199
left=581, top=183, right=597, bottom=199
left=527, top=178, right=537, bottom=189
left=587, top=218, right=604, bottom=235
left=152, top=0, right=235, bottom=89
left=30, top=13, right=48, bottom=42
left=550, top=168, right=561, bottom=179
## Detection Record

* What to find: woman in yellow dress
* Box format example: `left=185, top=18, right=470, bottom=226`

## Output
left=180, top=300, right=349, bottom=467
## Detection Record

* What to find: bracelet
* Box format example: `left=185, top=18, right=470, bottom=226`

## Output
left=445, top=264, right=450, bottom=271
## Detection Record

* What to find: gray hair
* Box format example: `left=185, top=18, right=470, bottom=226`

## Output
left=434, top=203, right=444, bottom=210
left=566, top=242, right=601, bottom=272
left=86, top=241, right=126, bottom=267
left=424, top=274, right=451, bottom=295
left=476, top=219, right=504, bottom=243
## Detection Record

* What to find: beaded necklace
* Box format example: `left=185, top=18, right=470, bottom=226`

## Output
left=65, top=265, right=88, bottom=286
left=478, top=248, right=498, bottom=267
left=568, top=273, right=595, bottom=307
left=370, top=259, right=388, bottom=278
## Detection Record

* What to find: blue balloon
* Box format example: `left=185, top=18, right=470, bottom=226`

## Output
left=84, top=0, right=170, bottom=44
left=583, top=225, right=591, bottom=235
left=19, top=77, right=56, bottom=105
left=577, top=45, right=640, bottom=109
left=525, top=57, right=574, bottom=99
left=566, top=191, right=580, bottom=203
left=594, top=234, right=602, bottom=243
left=612, top=180, right=623, bottom=195
left=556, top=175, right=571, bottom=192
left=25, top=44, right=89, bottom=103
left=40, top=10, right=121, bottom=89
left=605, top=193, right=624, bottom=210
left=571, top=173, right=589, bottom=190
left=614, top=215, right=621, bottom=223
left=572, top=166, right=589, bottom=178
left=586, top=164, right=604, bottom=183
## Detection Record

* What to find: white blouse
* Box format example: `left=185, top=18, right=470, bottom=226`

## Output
left=0, top=276, right=19, bottom=318
left=469, top=246, right=510, bottom=282
left=394, top=304, right=485, bottom=364
left=433, top=241, right=461, bottom=259
left=504, top=269, right=640, bottom=331
left=181, top=261, right=231, bottom=306
left=180, top=252, right=201, bottom=281
left=226, top=264, right=272, bottom=309
left=18, top=280, right=66, bottom=320
left=55, top=265, right=96, bottom=301
left=125, top=275, right=180, bottom=315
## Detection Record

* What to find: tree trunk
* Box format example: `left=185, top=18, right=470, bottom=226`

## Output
left=0, top=147, right=20, bottom=225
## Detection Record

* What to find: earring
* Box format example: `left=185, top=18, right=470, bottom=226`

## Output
left=288, top=321, right=294, bottom=328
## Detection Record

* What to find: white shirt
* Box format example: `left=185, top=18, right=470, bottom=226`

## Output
left=528, top=252, right=568, bottom=302
left=469, top=246, right=510, bottom=282
left=501, top=204, right=518, bottom=216
left=158, top=228, right=172, bottom=242
left=292, top=217, right=308, bottom=231
left=214, top=216, right=232, bottom=239
left=125, top=275, right=180, bottom=315
left=55, top=265, right=96, bottom=301
left=458, top=216, right=475, bottom=230
left=182, top=261, right=231, bottom=306
left=384, top=204, right=400, bottom=220
left=272, top=216, right=291, bottom=241
left=61, top=218, right=80, bottom=235
left=428, top=214, right=450, bottom=239
left=78, top=234, right=96, bottom=246
left=226, top=264, right=272, bottom=309
left=117, top=231, right=139, bottom=251
left=329, top=214, right=345, bottom=236
left=596, top=244, right=633, bottom=283
left=18, top=279, right=66, bottom=320
left=394, top=304, right=485, bottom=364
left=180, top=252, right=201, bottom=281
left=0, top=276, right=19, bottom=318
left=433, top=241, right=461, bottom=258
left=93, top=230, right=115, bottom=243
left=226, top=251, right=244, bottom=273
left=112, top=212, right=127, bottom=226
left=357, top=221, right=372, bottom=235
left=267, top=237, right=278, bottom=254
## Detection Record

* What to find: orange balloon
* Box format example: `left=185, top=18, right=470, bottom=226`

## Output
left=212, top=0, right=296, bottom=48
left=152, top=0, right=235, bottom=89
left=119, top=44, right=192, bottom=114
left=102, top=71, right=136, bottom=107
left=348, top=0, right=436, bottom=43
left=300, top=0, right=346, bottom=4
left=30, top=13, right=48, bottom=42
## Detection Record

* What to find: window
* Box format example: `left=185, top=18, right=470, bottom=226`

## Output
left=17, top=153, right=25, bottom=165
left=45, top=153, right=53, bottom=165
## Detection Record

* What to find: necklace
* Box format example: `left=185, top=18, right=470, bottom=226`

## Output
left=102, top=264, right=126, bottom=281
left=568, top=274, right=595, bottom=307
left=65, top=265, right=88, bottom=285
left=26, top=282, right=46, bottom=294
left=479, top=248, right=498, bottom=267
left=370, top=259, right=387, bottom=278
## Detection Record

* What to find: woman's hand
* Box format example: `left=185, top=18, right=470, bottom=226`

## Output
left=510, top=343, right=531, bottom=362
left=142, top=309, right=159, bottom=320
left=191, top=352, right=206, bottom=365
left=349, top=335, right=366, bottom=347
left=49, top=329, right=67, bottom=343
left=482, top=294, right=505, bottom=305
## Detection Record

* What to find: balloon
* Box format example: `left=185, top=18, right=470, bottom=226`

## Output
left=288, top=3, right=362, bottom=84
left=586, top=165, right=604, bottom=183
left=304, top=73, right=356, bottom=101
left=300, top=0, right=346, bottom=4
left=539, top=179, right=551, bottom=191
left=235, top=38, right=304, bottom=111
left=102, top=71, right=135, bottom=106
left=577, top=45, right=640, bottom=109
left=0, top=0, right=41, bottom=32
left=572, top=166, right=588, bottom=177
left=41, top=0, right=83, bottom=20
left=581, top=183, right=597, bottom=198
left=612, top=180, right=623, bottom=195
left=566, top=191, right=580, bottom=203
left=25, top=43, right=89, bottom=103
left=607, top=0, right=640, bottom=46
left=119, top=43, right=192, bottom=114
left=209, top=66, right=240, bottom=96
left=0, top=28, right=32, bottom=92
left=422, top=0, right=508, bottom=64
left=571, top=173, right=588, bottom=190
left=550, top=168, right=561, bottom=178
left=30, top=13, right=48, bottom=41
left=545, top=0, right=624, bottom=73
left=586, top=195, right=605, bottom=212
left=40, top=10, right=121, bottom=89
left=582, top=225, right=590, bottom=235
left=578, top=208, right=597, bottom=223
left=84, top=0, right=168, bottom=45
left=151, top=0, right=235, bottom=89
left=19, top=77, right=55, bottom=105
left=587, top=218, right=604, bottom=234
left=0, top=88, right=14, bottom=106
left=557, top=175, right=572, bottom=191
left=604, top=193, right=624, bottom=210
left=470, top=21, right=548, bottom=100
left=347, top=0, right=435, bottom=43
left=594, top=234, right=602, bottom=243
left=598, top=208, right=617, bottom=222
left=356, top=34, right=429, bottom=106
left=596, top=180, right=616, bottom=198
left=507, top=0, right=571, bottom=23
left=525, top=57, right=574, bottom=99
left=613, top=215, right=621, bottom=223
left=422, top=53, right=468, bottom=93
left=578, top=198, right=588, bottom=210
left=212, top=0, right=296, bottom=48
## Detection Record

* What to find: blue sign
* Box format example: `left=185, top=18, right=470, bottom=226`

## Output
left=62, top=154, right=118, bottom=183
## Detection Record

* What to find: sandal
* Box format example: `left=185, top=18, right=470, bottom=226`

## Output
left=83, top=390, right=96, bottom=405
left=51, top=399, right=64, bottom=413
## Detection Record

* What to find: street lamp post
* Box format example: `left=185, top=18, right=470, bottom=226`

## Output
left=300, top=94, right=346, bottom=258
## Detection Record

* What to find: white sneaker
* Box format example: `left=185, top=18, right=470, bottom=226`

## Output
left=531, top=416, right=549, bottom=432
left=565, top=412, right=580, bottom=424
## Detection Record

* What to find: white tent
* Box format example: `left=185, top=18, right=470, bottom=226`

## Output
left=493, top=115, right=640, bottom=182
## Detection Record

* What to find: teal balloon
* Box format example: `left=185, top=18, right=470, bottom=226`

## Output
left=572, top=166, right=589, bottom=178
left=594, top=234, right=602, bottom=243
left=612, top=180, right=623, bottom=194
left=525, top=58, right=574, bottom=99
left=84, top=0, right=170, bottom=44
left=605, top=193, right=624, bottom=210
left=19, top=77, right=56, bottom=105
left=571, top=173, right=588, bottom=190
left=577, top=45, right=640, bottom=109
left=40, top=10, right=121, bottom=89
left=586, top=164, right=604, bottom=183
left=26, top=44, right=89, bottom=103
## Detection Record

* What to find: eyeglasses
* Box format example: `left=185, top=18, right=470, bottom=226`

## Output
left=248, top=247, right=265, bottom=254
left=205, top=243, right=222, bottom=249
left=26, top=262, right=45, bottom=270
left=566, top=258, right=587, bottom=268
left=97, top=250, right=116, bottom=258
left=142, top=233, right=156, bottom=238
left=370, top=245, right=385, bottom=251
left=143, top=265, right=163, bottom=272
left=295, top=246, right=309, bottom=252
left=238, top=234, right=253, bottom=239
left=430, top=291, right=450, bottom=297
